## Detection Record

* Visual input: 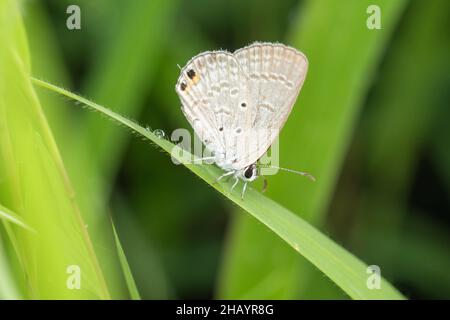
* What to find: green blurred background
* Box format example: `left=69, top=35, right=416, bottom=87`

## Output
left=0, top=0, right=449, bottom=299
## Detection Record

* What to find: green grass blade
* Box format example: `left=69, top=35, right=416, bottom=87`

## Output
left=0, top=204, right=35, bottom=232
left=112, top=202, right=173, bottom=299
left=55, top=2, right=179, bottom=297
left=111, top=221, right=141, bottom=300
left=76, top=0, right=179, bottom=179
left=0, top=0, right=109, bottom=298
left=32, top=78, right=405, bottom=299
left=0, top=240, right=21, bottom=299
left=23, top=0, right=72, bottom=144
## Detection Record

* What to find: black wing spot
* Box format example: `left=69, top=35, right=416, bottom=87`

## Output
left=180, top=82, right=187, bottom=91
left=187, top=69, right=196, bottom=79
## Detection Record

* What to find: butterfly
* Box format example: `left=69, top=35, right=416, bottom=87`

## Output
left=176, top=42, right=313, bottom=199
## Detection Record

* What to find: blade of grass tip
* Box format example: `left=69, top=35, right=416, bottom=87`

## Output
left=0, top=204, right=35, bottom=233
left=111, top=220, right=141, bottom=300
left=32, top=77, right=405, bottom=299
left=113, top=196, right=173, bottom=299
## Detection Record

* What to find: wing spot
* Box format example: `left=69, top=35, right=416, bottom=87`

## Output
left=258, top=103, right=275, bottom=112
left=240, top=102, right=247, bottom=108
left=218, top=55, right=227, bottom=66
left=211, top=84, right=220, bottom=92
left=187, top=69, right=200, bottom=84
left=269, top=73, right=279, bottom=81
left=187, top=69, right=196, bottom=79
left=207, top=55, right=216, bottom=65
left=215, top=108, right=232, bottom=116
left=220, top=81, right=230, bottom=90
left=235, top=128, right=242, bottom=134
left=230, top=66, right=239, bottom=76
left=230, top=88, right=239, bottom=96
left=196, top=59, right=205, bottom=68
left=260, top=73, right=270, bottom=81
left=250, top=55, right=260, bottom=63
left=180, top=82, right=187, bottom=91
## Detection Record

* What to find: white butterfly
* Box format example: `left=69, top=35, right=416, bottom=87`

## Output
left=176, top=42, right=313, bottom=199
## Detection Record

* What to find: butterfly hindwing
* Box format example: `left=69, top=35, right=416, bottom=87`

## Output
left=232, top=42, right=308, bottom=169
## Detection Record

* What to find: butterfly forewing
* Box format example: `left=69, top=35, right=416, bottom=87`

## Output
left=176, top=51, right=248, bottom=168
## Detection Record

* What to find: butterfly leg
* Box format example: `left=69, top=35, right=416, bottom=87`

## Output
left=213, top=171, right=234, bottom=185
left=192, top=156, right=216, bottom=164
left=230, top=177, right=239, bottom=192
left=241, top=182, right=248, bottom=200
left=225, top=174, right=234, bottom=183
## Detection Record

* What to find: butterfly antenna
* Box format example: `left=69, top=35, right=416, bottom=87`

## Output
left=177, top=64, right=182, bottom=71
left=258, top=164, right=316, bottom=182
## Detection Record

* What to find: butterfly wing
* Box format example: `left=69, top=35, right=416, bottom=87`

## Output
left=176, top=51, right=249, bottom=169
left=232, top=42, right=308, bottom=169
left=176, top=43, right=308, bottom=171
